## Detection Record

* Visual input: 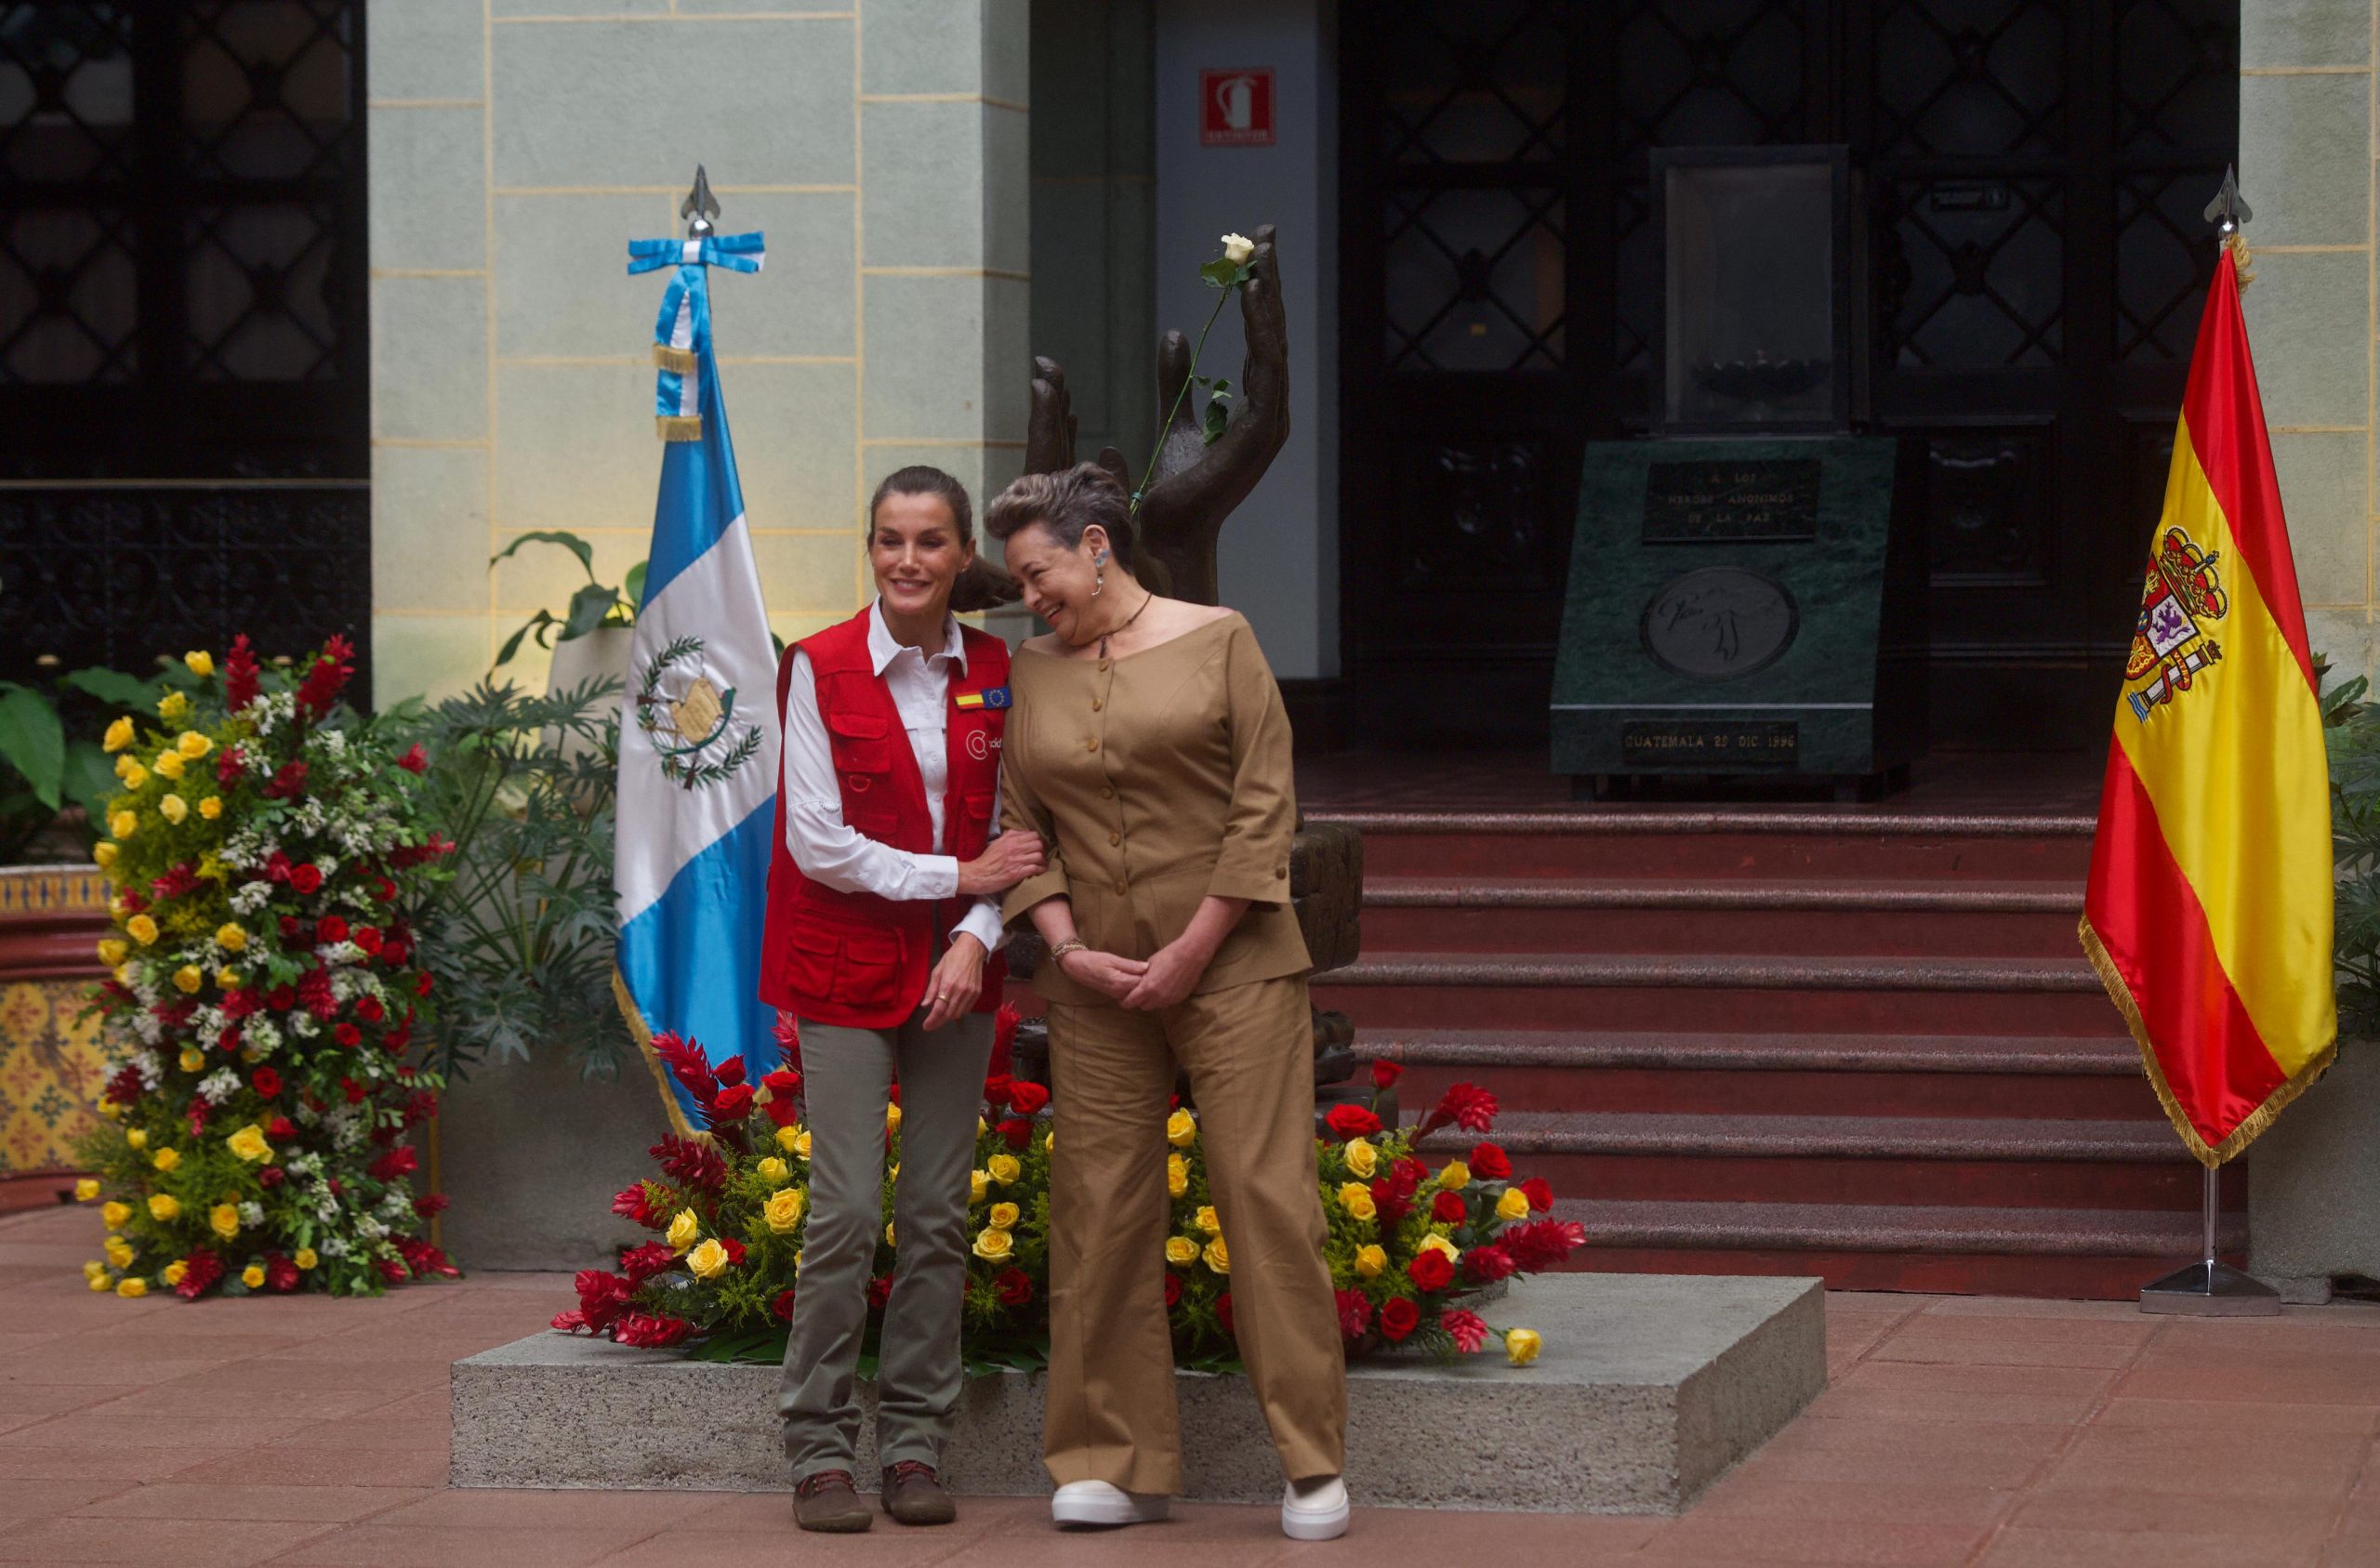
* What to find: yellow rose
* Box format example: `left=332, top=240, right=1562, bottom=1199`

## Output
left=216, top=923, right=247, bottom=953
left=111, top=810, right=138, bottom=840
left=1505, top=1327, right=1542, bottom=1366
left=215, top=968, right=242, bottom=989
left=1164, top=1235, right=1200, bottom=1266
left=1343, top=1138, right=1379, bottom=1179
left=1421, top=1233, right=1461, bottom=1265
left=972, top=1227, right=1014, bottom=1260
left=988, top=1202, right=1020, bottom=1231
left=1166, top=1153, right=1189, bottom=1198
left=241, top=1265, right=266, bottom=1289
left=74, top=1177, right=100, bottom=1202
left=115, top=754, right=147, bottom=787
left=152, top=1147, right=181, bottom=1172
left=1203, top=1236, right=1230, bottom=1275
left=105, top=1238, right=134, bottom=1270
left=163, top=1260, right=189, bottom=1285
left=987, top=1153, right=1021, bottom=1185
left=774, top=1123, right=808, bottom=1157
left=101, top=1201, right=130, bottom=1229
left=154, top=752, right=185, bottom=782
left=159, top=690, right=189, bottom=722
left=126, top=912, right=158, bottom=945
left=1195, top=1205, right=1222, bottom=1235
left=84, top=1258, right=106, bottom=1280
left=1439, top=1161, right=1471, bottom=1191
left=199, top=796, right=221, bottom=820
left=94, top=841, right=118, bottom=868
left=126, top=1129, right=148, bottom=1150
left=969, top=1169, right=990, bottom=1205
left=794, top=1129, right=813, bottom=1160
left=177, top=731, right=211, bottom=759
left=1355, top=1244, right=1387, bottom=1279
left=115, top=1277, right=148, bottom=1298
left=685, top=1239, right=729, bottom=1279
left=208, top=1203, right=240, bottom=1241
left=884, top=1221, right=898, bottom=1247
left=225, top=1124, right=271, bottom=1163
left=1166, top=1109, right=1197, bottom=1148
left=185, top=651, right=215, bottom=679
left=103, top=715, right=134, bottom=753
left=763, top=1187, right=805, bottom=1233
left=1043, top=1127, right=1055, bottom=1153
left=88, top=1272, right=112, bottom=1292
left=886, top=1101, right=903, bottom=1133
left=1497, top=1187, right=1532, bottom=1222
left=1338, top=1183, right=1378, bottom=1223
left=178, top=1048, right=205, bottom=1073
left=98, top=938, right=127, bottom=967
left=756, top=1156, right=788, bottom=1183
left=294, top=1247, right=317, bottom=1270
left=159, top=793, right=188, bottom=824
left=667, top=1207, right=701, bottom=1253
left=173, top=965, right=204, bottom=995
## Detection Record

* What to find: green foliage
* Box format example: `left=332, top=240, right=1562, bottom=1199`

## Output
left=2324, top=666, right=2380, bottom=1034
left=491, top=531, right=647, bottom=667
left=0, top=662, right=179, bottom=863
left=399, top=676, right=632, bottom=1079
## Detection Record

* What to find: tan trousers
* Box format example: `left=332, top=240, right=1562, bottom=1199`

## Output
left=1043, top=974, right=1347, bottom=1494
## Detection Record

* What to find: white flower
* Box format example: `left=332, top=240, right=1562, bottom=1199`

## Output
left=291, top=1014, right=320, bottom=1038
left=238, top=1202, right=264, bottom=1227
left=196, top=1067, right=241, bottom=1105
left=230, top=882, right=271, bottom=916
left=1221, top=231, right=1254, bottom=264
left=318, top=730, right=347, bottom=757
left=246, top=1018, right=283, bottom=1056
left=355, top=1217, right=387, bottom=1242
left=319, top=1235, right=349, bottom=1258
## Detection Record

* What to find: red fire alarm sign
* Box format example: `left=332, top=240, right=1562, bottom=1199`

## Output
left=1201, top=69, right=1275, bottom=147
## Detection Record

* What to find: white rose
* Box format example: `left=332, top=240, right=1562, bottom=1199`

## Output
left=1221, top=231, right=1254, bottom=265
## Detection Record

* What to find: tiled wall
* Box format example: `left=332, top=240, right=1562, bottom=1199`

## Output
left=366, top=1, right=1030, bottom=704
left=2242, top=2, right=2379, bottom=687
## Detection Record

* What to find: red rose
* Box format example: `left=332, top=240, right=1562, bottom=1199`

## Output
left=1468, top=1141, right=1513, bottom=1181
left=334, top=1023, right=362, bottom=1048
left=1216, top=1292, right=1236, bottom=1336
left=353, top=926, right=385, bottom=955
left=1369, top=1060, right=1403, bottom=1088
left=1163, top=1273, right=1183, bottom=1309
left=1432, top=1190, right=1466, bottom=1224
left=982, top=1074, right=1014, bottom=1111
left=267, top=984, right=296, bottom=1012
left=998, top=1117, right=1033, bottom=1151
left=416, top=971, right=434, bottom=995
left=720, top=1237, right=747, bottom=1266
left=772, top=1287, right=797, bottom=1322
left=414, top=1192, right=451, bottom=1219
left=995, top=1267, right=1034, bottom=1307
left=288, top=863, right=323, bottom=894
left=1370, top=1178, right=1408, bottom=1224
left=340, top=1075, right=365, bottom=1104
left=381, top=937, right=409, bottom=967
left=707, top=1084, right=756, bottom=1126
left=217, top=746, right=245, bottom=784
left=1009, top=1080, right=1051, bottom=1116
left=251, top=1067, right=282, bottom=1098
left=1407, top=1249, right=1455, bottom=1293
left=267, top=1116, right=297, bottom=1141
left=265, top=1255, right=300, bottom=1294
left=317, top=916, right=350, bottom=945
left=397, top=743, right=429, bottom=774
left=1518, top=1178, right=1554, bottom=1213
left=355, top=996, right=385, bottom=1023
left=1335, top=1287, right=1372, bottom=1341
left=278, top=916, right=301, bottom=940
left=373, top=877, right=397, bottom=903
left=1324, top=1103, right=1382, bottom=1141
left=866, top=1276, right=893, bottom=1311
left=713, top=1056, right=747, bottom=1088
left=258, top=1165, right=284, bottom=1189
left=1379, top=1297, right=1420, bottom=1342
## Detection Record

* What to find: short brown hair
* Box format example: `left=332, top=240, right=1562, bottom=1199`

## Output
left=984, top=462, right=1135, bottom=568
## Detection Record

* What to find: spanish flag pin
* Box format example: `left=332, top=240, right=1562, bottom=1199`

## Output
left=955, top=686, right=1012, bottom=711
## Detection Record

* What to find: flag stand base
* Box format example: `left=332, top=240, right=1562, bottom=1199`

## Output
left=2138, top=1259, right=2281, bottom=1317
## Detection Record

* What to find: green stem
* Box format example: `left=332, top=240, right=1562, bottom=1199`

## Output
left=1133, top=285, right=1236, bottom=511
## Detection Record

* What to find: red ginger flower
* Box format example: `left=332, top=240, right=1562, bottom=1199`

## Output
left=989, top=1001, right=1019, bottom=1077
left=263, top=760, right=309, bottom=801
left=176, top=1247, right=226, bottom=1300
left=620, top=1242, right=676, bottom=1282
left=396, top=1237, right=460, bottom=1279
left=772, top=1010, right=804, bottom=1074
left=397, top=743, right=429, bottom=774
left=1501, top=1218, right=1587, bottom=1272
left=1425, top=1082, right=1498, bottom=1137
left=414, top=1192, right=450, bottom=1218
left=217, top=745, right=245, bottom=784
left=1379, top=1297, right=1419, bottom=1342
left=614, top=1313, right=691, bottom=1349
left=651, top=1032, right=720, bottom=1104
left=1461, top=1245, right=1516, bottom=1285
left=369, top=1144, right=419, bottom=1182
left=1324, top=1103, right=1382, bottom=1141
left=650, top=1134, right=727, bottom=1192
left=612, top=1182, right=666, bottom=1228
left=223, top=634, right=260, bottom=708
left=1334, top=1287, right=1372, bottom=1341
left=553, top=1270, right=633, bottom=1334
left=295, top=634, right=355, bottom=718
left=1441, top=1308, right=1490, bottom=1354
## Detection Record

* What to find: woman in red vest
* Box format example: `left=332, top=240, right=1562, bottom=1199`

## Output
left=760, top=466, right=1046, bottom=1533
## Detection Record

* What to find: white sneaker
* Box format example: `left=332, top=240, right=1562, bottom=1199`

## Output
left=1281, top=1475, right=1349, bottom=1540
left=1051, top=1479, right=1170, bottom=1529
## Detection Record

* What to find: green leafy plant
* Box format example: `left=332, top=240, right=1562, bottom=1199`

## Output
left=0, top=663, right=180, bottom=863
left=398, top=676, right=632, bottom=1078
left=492, top=531, right=647, bottom=668
left=2323, top=663, right=2380, bottom=1035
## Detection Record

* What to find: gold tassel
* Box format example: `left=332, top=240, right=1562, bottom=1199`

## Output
left=652, top=343, right=697, bottom=375
left=612, top=965, right=703, bottom=1142
left=656, top=415, right=702, bottom=442
left=2227, top=229, right=2256, bottom=292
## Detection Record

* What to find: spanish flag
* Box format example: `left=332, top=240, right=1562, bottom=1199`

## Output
left=2081, top=244, right=2336, bottom=1166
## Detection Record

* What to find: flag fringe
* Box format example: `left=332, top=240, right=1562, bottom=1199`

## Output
left=2077, top=913, right=2336, bottom=1168
left=655, top=415, right=703, bottom=442
left=610, top=963, right=702, bottom=1141
left=652, top=343, right=698, bottom=374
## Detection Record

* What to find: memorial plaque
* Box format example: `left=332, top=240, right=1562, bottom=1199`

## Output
left=1622, top=720, right=1798, bottom=768
left=1643, top=459, right=1821, bottom=544
left=1640, top=566, right=1798, bottom=679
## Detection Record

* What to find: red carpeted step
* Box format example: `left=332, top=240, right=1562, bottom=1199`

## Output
left=1322, top=810, right=2095, bottom=883
left=1360, top=877, right=2085, bottom=957
left=1368, top=1029, right=2154, bottom=1119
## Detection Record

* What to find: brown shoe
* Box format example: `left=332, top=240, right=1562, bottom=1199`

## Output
left=794, top=1469, right=873, bottom=1533
left=880, top=1460, right=957, bottom=1525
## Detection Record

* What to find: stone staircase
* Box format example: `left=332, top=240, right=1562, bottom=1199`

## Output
left=1308, top=807, right=2231, bottom=1298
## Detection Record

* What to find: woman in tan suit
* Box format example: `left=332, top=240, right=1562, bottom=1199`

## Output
left=985, top=462, right=1349, bottom=1542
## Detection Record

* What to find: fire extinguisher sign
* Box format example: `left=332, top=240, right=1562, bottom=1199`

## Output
left=1200, top=68, right=1275, bottom=147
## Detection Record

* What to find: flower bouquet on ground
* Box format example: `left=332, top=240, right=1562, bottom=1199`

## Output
left=71, top=638, right=461, bottom=1298
left=558, top=1010, right=1580, bottom=1368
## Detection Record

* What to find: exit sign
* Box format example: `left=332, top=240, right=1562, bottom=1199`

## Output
left=1201, top=68, right=1275, bottom=147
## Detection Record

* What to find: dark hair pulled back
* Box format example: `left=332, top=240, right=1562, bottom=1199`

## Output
left=866, top=465, right=1020, bottom=613
left=983, top=462, right=1135, bottom=568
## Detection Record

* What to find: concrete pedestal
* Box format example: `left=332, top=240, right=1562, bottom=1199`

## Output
left=2250, top=1044, right=2380, bottom=1302
left=451, top=1273, right=1825, bottom=1514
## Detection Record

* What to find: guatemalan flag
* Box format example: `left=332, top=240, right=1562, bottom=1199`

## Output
left=613, top=220, right=782, bottom=1129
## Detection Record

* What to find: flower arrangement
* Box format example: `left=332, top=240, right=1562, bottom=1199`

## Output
left=71, top=638, right=461, bottom=1298
left=557, top=1008, right=1580, bottom=1367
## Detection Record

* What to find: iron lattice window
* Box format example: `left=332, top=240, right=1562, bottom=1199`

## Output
left=0, top=1, right=368, bottom=687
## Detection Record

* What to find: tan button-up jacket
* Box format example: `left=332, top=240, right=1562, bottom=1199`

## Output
left=999, top=612, right=1310, bottom=1006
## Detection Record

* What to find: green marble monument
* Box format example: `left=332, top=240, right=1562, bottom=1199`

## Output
left=1550, top=437, right=1925, bottom=796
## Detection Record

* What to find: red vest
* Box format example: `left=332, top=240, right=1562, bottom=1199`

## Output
left=759, top=609, right=1010, bottom=1028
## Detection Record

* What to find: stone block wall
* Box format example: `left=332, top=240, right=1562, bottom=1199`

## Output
left=366, top=1, right=1031, bottom=705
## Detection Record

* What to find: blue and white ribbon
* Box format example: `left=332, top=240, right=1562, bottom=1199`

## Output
left=626, top=231, right=765, bottom=441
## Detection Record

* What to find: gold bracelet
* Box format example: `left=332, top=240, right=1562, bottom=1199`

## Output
left=1047, top=938, right=1089, bottom=964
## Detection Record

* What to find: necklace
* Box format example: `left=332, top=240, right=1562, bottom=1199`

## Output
left=1077, top=589, right=1155, bottom=660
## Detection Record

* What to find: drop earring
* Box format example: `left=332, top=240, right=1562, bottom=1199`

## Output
left=1091, top=547, right=1107, bottom=597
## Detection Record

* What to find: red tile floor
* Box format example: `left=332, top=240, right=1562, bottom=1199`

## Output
left=4, top=1203, right=2376, bottom=1567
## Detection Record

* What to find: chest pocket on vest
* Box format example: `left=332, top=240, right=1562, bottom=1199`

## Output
left=826, top=709, right=901, bottom=833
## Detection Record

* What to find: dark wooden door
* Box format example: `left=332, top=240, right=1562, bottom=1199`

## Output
left=1338, top=0, right=2237, bottom=750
